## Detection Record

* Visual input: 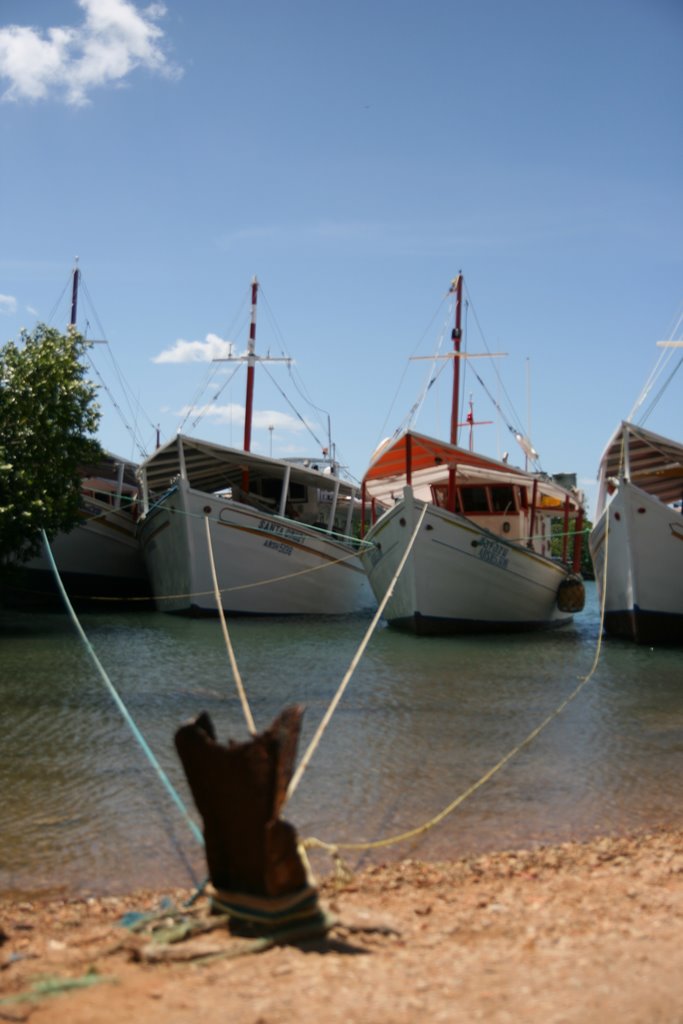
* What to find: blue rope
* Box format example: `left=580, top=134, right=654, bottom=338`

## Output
left=40, top=529, right=204, bottom=848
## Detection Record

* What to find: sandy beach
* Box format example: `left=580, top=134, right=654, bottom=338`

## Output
left=1, top=826, right=682, bottom=1023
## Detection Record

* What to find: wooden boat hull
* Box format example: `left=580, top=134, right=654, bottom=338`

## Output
left=138, top=479, right=373, bottom=616
left=4, top=505, right=150, bottom=609
left=361, top=489, right=574, bottom=634
left=589, top=481, right=683, bottom=645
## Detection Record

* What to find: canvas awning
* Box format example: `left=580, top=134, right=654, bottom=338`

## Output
left=138, top=434, right=358, bottom=499
left=362, top=431, right=581, bottom=510
left=597, top=421, right=683, bottom=505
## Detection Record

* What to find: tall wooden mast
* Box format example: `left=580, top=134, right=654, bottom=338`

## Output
left=243, top=276, right=258, bottom=452
left=211, top=277, right=292, bottom=465
left=70, top=259, right=80, bottom=328
left=449, top=272, right=463, bottom=445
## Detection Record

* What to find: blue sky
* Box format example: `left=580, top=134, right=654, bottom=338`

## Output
left=1, top=0, right=681, bottom=516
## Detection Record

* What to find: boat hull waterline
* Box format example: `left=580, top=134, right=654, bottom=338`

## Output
left=139, top=480, right=373, bottom=616
left=6, top=501, right=149, bottom=609
left=590, top=480, right=683, bottom=645
left=362, top=489, right=576, bottom=635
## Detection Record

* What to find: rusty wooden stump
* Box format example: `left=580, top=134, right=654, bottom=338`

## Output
left=175, top=706, right=329, bottom=938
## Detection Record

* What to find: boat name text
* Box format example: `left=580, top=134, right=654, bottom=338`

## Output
left=477, top=538, right=509, bottom=570
left=263, top=539, right=293, bottom=556
left=258, top=519, right=306, bottom=545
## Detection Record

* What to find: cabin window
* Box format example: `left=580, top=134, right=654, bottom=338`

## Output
left=490, top=485, right=517, bottom=513
left=260, top=478, right=283, bottom=502
left=287, top=482, right=307, bottom=503
left=431, top=483, right=523, bottom=516
left=430, top=483, right=449, bottom=508
left=459, top=486, right=489, bottom=513
left=256, top=478, right=307, bottom=503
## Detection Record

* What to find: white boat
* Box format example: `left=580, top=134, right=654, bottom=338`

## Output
left=590, top=349, right=683, bottom=644
left=359, top=275, right=586, bottom=635
left=2, top=264, right=150, bottom=609
left=10, top=454, right=149, bottom=608
left=136, top=280, right=372, bottom=616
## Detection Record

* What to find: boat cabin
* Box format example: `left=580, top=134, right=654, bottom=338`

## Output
left=362, top=430, right=585, bottom=568
left=138, top=434, right=361, bottom=538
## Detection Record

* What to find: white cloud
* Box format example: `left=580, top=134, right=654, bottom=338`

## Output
left=178, top=403, right=307, bottom=434
left=0, top=0, right=180, bottom=106
left=0, top=294, right=17, bottom=314
left=252, top=409, right=307, bottom=432
left=152, top=333, right=236, bottom=364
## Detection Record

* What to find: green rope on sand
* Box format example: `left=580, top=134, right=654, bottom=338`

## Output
left=120, top=893, right=336, bottom=965
left=0, top=970, right=114, bottom=1007
left=134, top=909, right=337, bottom=964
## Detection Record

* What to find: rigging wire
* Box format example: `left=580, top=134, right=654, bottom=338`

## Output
left=637, top=353, right=683, bottom=424
left=374, top=290, right=457, bottom=449
left=46, top=270, right=156, bottom=460
left=463, top=282, right=527, bottom=442
left=372, top=279, right=535, bottom=469
left=176, top=361, right=222, bottom=433
left=259, top=361, right=327, bottom=453
left=82, top=345, right=150, bottom=460
left=259, top=283, right=336, bottom=453
left=176, top=288, right=252, bottom=436
left=45, top=270, right=72, bottom=327
left=78, top=277, right=158, bottom=451
left=405, top=306, right=454, bottom=433
left=184, top=362, right=244, bottom=433
left=629, top=307, right=683, bottom=426
left=179, top=280, right=332, bottom=452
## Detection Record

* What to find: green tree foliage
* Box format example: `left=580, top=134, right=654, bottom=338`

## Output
left=0, top=324, right=103, bottom=563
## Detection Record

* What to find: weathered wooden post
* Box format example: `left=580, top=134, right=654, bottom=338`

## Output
left=175, top=706, right=330, bottom=938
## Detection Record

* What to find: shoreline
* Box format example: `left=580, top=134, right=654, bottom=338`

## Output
left=1, top=825, right=682, bottom=1022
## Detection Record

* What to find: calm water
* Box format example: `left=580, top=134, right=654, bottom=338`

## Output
left=1, top=583, right=682, bottom=897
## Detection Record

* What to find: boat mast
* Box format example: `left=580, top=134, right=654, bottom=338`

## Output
left=212, top=277, right=291, bottom=463
left=70, top=258, right=80, bottom=328
left=449, top=273, right=463, bottom=445
left=243, top=276, right=258, bottom=452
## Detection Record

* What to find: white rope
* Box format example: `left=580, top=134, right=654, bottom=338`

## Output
left=582, top=508, right=609, bottom=682
left=285, top=501, right=429, bottom=804
left=204, top=516, right=256, bottom=735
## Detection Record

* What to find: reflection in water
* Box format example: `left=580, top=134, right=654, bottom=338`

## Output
left=1, top=584, right=681, bottom=896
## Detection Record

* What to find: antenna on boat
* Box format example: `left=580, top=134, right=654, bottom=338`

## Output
left=457, top=395, right=492, bottom=451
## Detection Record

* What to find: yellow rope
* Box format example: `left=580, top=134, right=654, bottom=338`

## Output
left=285, top=502, right=429, bottom=805
left=73, top=518, right=586, bottom=605
left=100, top=544, right=366, bottom=606
left=204, top=517, right=256, bottom=735
left=586, top=504, right=610, bottom=678
left=302, top=518, right=609, bottom=863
